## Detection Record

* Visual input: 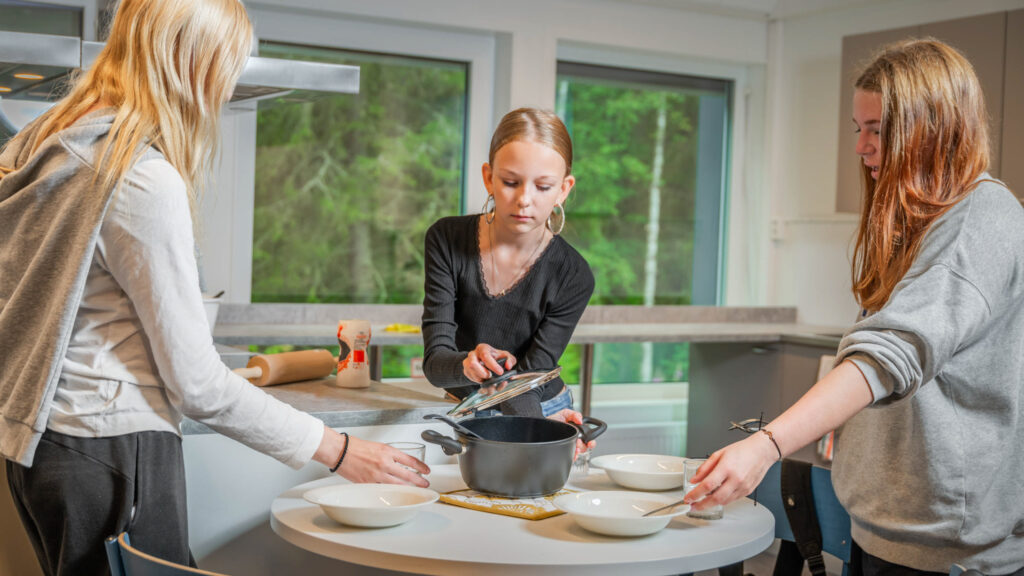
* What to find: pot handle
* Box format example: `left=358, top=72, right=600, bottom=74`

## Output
left=577, top=416, right=608, bottom=445
left=421, top=429, right=465, bottom=456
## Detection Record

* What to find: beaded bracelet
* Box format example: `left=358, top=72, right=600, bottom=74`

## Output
left=760, top=428, right=782, bottom=461
left=329, top=432, right=350, bottom=473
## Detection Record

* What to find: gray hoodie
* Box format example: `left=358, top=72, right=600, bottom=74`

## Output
left=0, top=111, right=147, bottom=466
left=834, top=176, right=1024, bottom=573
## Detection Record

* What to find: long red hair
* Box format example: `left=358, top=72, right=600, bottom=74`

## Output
left=851, top=39, right=990, bottom=311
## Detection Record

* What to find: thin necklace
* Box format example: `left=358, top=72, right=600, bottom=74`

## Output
left=488, top=220, right=546, bottom=298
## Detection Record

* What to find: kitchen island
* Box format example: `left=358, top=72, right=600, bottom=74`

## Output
left=187, top=306, right=848, bottom=574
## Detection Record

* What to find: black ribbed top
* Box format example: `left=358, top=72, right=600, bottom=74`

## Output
left=421, top=215, right=594, bottom=417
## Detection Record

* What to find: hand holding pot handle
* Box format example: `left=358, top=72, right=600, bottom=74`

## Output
left=578, top=416, right=608, bottom=445
left=549, top=410, right=607, bottom=457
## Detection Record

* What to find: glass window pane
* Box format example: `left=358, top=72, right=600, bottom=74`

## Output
left=252, top=42, right=468, bottom=304
left=554, top=62, right=728, bottom=387
left=555, top=62, right=730, bottom=308
left=555, top=63, right=730, bottom=458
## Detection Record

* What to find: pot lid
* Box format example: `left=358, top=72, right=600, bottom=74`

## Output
left=447, top=366, right=562, bottom=418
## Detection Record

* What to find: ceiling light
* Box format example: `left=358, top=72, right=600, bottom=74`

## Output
left=14, top=73, right=46, bottom=81
left=0, top=87, right=12, bottom=93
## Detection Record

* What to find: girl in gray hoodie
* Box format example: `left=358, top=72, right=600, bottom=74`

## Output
left=685, top=39, right=1024, bottom=575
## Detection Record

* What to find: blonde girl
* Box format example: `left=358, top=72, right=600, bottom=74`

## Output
left=422, top=108, right=595, bottom=427
left=684, top=39, right=1024, bottom=575
left=0, top=1, right=426, bottom=573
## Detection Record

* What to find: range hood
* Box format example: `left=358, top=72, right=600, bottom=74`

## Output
left=0, top=30, right=359, bottom=103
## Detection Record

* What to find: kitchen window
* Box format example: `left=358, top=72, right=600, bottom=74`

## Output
left=248, top=42, right=469, bottom=379
left=556, top=62, right=731, bottom=384
left=251, top=42, right=468, bottom=305
left=555, top=62, right=732, bottom=456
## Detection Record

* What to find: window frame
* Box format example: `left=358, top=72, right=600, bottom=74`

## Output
left=557, top=42, right=764, bottom=306
left=555, top=60, right=732, bottom=305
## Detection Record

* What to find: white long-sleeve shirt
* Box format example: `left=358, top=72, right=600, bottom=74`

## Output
left=48, top=156, right=323, bottom=469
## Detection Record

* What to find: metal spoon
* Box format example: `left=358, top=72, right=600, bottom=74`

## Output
left=423, top=413, right=483, bottom=440
left=642, top=498, right=689, bottom=517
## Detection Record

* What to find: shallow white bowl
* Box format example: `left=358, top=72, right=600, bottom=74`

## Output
left=554, top=491, right=690, bottom=537
left=304, top=484, right=439, bottom=528
left=590, top=454, right=688, bottom=490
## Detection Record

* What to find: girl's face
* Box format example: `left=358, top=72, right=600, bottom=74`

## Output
left=853, top=89, right=883, bottom=180
left=483, top=140, right=575, bottom=234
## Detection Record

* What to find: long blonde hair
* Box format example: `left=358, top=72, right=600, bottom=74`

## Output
left=1, top=0, right=252, bottom=212
left=851, top=39, right=990, bottom=311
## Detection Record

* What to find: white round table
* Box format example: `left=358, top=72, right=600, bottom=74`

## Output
left=270, top=464, right=774, bottom=576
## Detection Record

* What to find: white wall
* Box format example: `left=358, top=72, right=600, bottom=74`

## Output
left=766, top=0, right=1024, bottom=326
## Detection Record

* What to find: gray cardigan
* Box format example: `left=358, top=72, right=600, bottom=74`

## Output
left=834, top=176, right=1024, bottom=573
left=0, top=111, right=146, bottom=466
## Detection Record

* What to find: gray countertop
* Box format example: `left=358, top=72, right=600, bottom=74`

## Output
left=213, top=322, right=846, bottom=348
left=182, top=378, right=454, bottom=435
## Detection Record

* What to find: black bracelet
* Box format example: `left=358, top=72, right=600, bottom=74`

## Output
left=329, top=432, right=350, bottom=473
left=760, top=428, right=783, bottom=461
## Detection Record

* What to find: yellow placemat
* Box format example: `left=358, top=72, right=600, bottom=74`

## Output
left=440, top=488, right=577, bottom=520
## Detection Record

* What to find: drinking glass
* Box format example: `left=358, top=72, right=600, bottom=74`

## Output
left=569, top=449, right=591, bottom=482
left=683, top=458, right=724, bottom=520
left=388, top=442, right=426, bottom=474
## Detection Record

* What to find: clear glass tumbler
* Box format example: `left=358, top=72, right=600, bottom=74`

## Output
left=569, top=449, right=591, bottom=483
left=387, top=442, right=426, bottom=474
left=683, top=458, right=724, bottom=520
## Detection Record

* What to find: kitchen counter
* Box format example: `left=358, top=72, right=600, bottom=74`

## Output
left=182, top=378, right=454, bottom=435
left=213, top=321, right=845, bottom=348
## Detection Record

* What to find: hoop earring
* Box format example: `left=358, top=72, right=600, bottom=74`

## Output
left=482, top=195, right=496, bottom=224
left=546, top=203, right=565, bottom=235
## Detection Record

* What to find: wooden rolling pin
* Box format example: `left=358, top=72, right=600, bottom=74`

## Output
left=232, top=349, right=336, bottom=387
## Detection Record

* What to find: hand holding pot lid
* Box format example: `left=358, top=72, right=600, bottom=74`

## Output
left=462, top=343, right=516, bottom=384
left=447, top=366, right=563, bottom=418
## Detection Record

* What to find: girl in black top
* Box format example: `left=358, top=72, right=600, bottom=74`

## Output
left=422, top=108, right=595, bottom=426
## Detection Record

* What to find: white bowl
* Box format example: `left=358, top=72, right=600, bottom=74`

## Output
left=303, top=484, right=439, bottom=528
left=553, top=491, right=690, bottom=537
left=590, top=454, right=687, bottom=490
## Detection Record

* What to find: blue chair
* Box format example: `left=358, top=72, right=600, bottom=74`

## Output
left=756, top=460, right=852, bottom=576
left=105, top=533, right=227, bottom=576
left=950, top=564, right=987, bottom=576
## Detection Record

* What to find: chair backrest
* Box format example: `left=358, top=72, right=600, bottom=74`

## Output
left=758, top=461, right=852, bottom=575
left=105, top=533, right=227, bottom=576
left=950, top=564, right=988, bottom=576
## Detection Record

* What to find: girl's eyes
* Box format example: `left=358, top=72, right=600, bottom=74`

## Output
left=500, top=181, right=553, bottom=191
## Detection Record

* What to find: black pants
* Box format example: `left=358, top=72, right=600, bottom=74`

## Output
left=5, top=430, right=195, bottom=576
left=852, top=541, right=1024, bottom=576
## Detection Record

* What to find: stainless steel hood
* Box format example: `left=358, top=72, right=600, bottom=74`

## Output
left=0, top=30, right=359, bottom=103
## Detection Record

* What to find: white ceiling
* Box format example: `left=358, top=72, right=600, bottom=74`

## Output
left=606, top=0, right=888, bottom=20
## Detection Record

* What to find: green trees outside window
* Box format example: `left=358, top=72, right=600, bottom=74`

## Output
left=252, top=42, right=467, bottom=305
left=556, top=63, right=731, bottom=385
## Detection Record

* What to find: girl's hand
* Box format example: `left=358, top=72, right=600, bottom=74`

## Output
left=683, top=432, right=778, bottom=511
left=314, top=429, right=430, bottom=487
left=548, top=408, right=596, bottom=457
left=463, top=343, right=516, bottom=385
left=336, top=436, right=430, bottom=487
